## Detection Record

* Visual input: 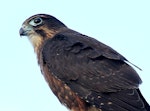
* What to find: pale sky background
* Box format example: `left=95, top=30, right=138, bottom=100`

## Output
left=0, top=0, right=150, bottom=111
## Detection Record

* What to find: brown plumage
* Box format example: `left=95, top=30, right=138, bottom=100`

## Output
left=19, top=14, right=150, bottom=111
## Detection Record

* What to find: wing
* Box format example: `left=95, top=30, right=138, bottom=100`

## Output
left=42, top=29, right=147, bottom=111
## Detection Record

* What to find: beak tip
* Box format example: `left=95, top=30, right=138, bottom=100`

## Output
left=19, top=28, right=24, bottom=36
left=19, top=28, right=27, bottom=37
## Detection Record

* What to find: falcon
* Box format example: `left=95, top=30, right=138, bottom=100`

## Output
left=19, top=14, right=150, bottom=111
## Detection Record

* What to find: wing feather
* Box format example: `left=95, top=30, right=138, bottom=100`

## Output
left=42, top=29, right=147, bottom=111
left=42, top=30, right=141, bottom=92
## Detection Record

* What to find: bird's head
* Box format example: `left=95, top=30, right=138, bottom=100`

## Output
left=19, top=14, right=67, bottom=52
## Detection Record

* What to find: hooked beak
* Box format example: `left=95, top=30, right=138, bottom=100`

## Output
left=19, top=28, right=26, bottom=36
left=19, top=25, right=33, bottom=37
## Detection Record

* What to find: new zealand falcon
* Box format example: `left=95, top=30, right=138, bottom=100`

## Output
left=19, top=14, right=150, bottom=111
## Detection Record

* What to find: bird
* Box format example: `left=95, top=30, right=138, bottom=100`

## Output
left=19, top=14, right=150, bottom=111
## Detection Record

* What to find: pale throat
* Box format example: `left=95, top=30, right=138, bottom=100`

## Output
left=28, top=34, right=43, bottom=53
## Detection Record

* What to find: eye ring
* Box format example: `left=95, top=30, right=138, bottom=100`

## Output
left=29, top=17, right=43, bottom=26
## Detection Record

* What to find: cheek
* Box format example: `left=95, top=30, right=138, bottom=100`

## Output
left=34, top=26, right=57, bottom=39
left=35, top=29, right=47, bottom=38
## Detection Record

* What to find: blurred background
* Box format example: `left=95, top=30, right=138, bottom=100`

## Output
left=0, top=0, right=149, bottom=111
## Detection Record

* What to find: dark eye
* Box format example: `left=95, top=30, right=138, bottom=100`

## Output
left=34, top=18, right=42, bottom=24
left=29, top=17, right=43, bottom=26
